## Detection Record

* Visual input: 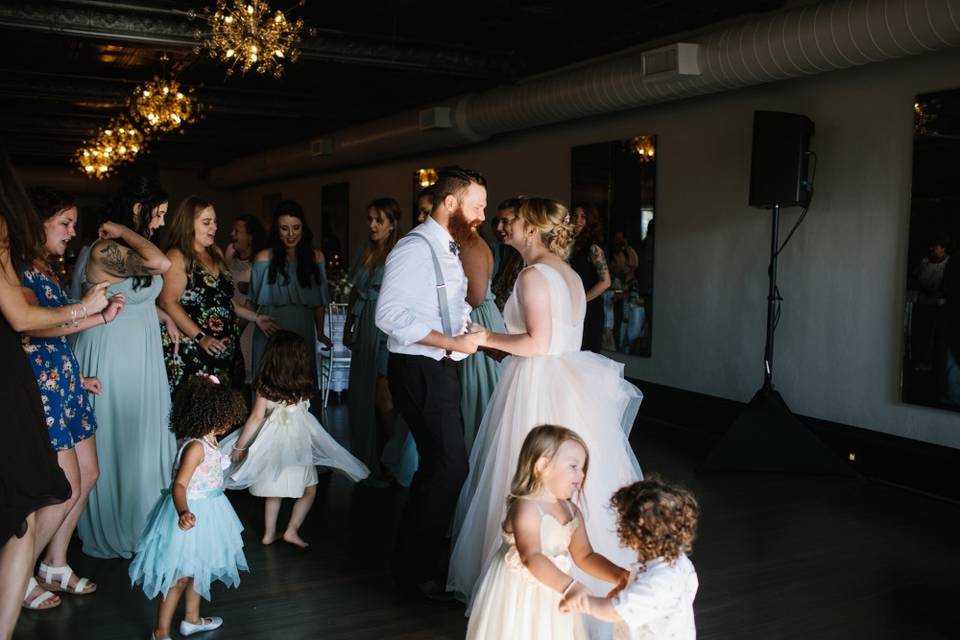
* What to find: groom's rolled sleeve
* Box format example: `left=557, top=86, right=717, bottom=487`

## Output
left=375, top=239, right=434, bottom=346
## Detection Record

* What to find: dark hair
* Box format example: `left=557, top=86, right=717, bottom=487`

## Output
left=0, top=152, right=44, bottom=276
left=234, top=214, right=266, bottom=258
left=267, top=200, right=322, bottom=289
left=431, top=166, right=486, bottom=213
left=497, top=197, right=524, bottom=213
left=28, top=187, right=77, bottom=223
left=105, top=175, right=167, bottom=290
left=611, top=476, right=699, bottom=569
left=417, top=185, right=436, bottom=206
left=360, top=197, right=402, bottom=270
left=169, top=375, right=247, bottom=439
left=573, top=202, right=604, bottom=247
left=255, top=330, right=314, bottom=404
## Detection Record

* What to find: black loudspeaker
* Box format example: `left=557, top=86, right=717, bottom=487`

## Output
left=748, top=111, right=814, bottom=208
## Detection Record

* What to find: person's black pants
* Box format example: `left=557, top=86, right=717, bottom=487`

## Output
left=387, top=352, right=468, bottom=586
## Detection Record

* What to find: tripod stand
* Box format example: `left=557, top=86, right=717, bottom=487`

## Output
left=701, top=204, right=853, bottom=475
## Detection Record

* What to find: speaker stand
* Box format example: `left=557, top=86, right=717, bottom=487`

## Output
left=702, top=204, right=853, bottom=475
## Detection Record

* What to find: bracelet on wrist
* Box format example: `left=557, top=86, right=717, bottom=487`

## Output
left=195, top=330, right=206, bottom=341
left=100, top=311, right=107, bottom=324
left=562, top=579, right=577, bottom=596
left=232, top=444, right=247, bottom=451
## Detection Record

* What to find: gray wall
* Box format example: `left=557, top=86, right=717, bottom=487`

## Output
left=232, top=47, right=960, bottom=450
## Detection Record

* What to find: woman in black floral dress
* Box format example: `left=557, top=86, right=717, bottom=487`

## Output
left=158, top=196, right=277, bottom=390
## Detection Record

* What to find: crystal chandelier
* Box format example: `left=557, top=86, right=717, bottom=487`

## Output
left=73, top=139, right=116, bottom=180
left=416, top=168, right=439, bottom=188
left=198, top=0, right=307, bottom=78
left=129, top=75, right=200, bottom=133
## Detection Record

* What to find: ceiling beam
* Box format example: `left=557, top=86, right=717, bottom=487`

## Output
left=0, top=70, right=329, bottom=119
left=0, top=2, right=517, bottom=79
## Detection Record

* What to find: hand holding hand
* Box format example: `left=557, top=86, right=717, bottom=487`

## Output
left=81, top=376, right=102, bottom=395
left=317, top=333, right=333, bottom=349
left=466, top=321, right=490, bottom=346
left=606, top=568, right=630, bottom=598
left=558, top=581, right=591, bottom=614
left=178, top=510, right=196, bottom=531
left=80, top=281, right=111, bottom=314
left=450, top=333, right=479, bottom=355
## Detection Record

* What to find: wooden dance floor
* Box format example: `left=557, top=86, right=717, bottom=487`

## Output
left=14, top=406, right=959, bottom=640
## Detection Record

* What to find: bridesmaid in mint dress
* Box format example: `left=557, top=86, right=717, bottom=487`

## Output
left=344, top=199, right=402, bottom=486
left=70, top=177, right=175, bottom=559
left=459, top=229, right=507, bottom=450
left=249, top=200, right=330, bottom=382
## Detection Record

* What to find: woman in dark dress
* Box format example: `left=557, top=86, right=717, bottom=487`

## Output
left=0, top=153, right=109, bottom=634
left=570, top=203, right=611, bottom=352
left=159, top=196, right=276, bottom=391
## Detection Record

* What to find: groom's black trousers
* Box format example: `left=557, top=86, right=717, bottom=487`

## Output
left=387, top=352, right=468, bottom=586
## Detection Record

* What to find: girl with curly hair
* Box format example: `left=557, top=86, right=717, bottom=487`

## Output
left=220, top=330, right=369, bottom=548
left=449, top=198, right=644, bottom=635
left=128, top=374, right=249, bottom=640
left=560, top=476, right=700, bottom=640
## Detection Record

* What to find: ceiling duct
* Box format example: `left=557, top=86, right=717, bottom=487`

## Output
left=208, top=0, right=960, bottom=188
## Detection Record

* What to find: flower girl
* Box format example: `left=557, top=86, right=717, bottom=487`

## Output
left=128, top=374, right=249, bottom=640
left=221, top=330, right=369, bottom=547
left=466, top=425, right=629, bottom=640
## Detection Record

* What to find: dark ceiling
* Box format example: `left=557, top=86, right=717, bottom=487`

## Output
left=0, top=0, right=785, bottom=175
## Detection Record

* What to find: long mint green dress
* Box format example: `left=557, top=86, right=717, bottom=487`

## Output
left=249, top=259, right=328, bottom=381
left=460, top=284, right=507, bottom=450
left=345, top=261, right=389, bottom=481
left=70, top=275, right=175, bottom=559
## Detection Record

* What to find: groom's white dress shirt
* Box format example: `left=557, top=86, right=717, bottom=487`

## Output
left=376, top=216, right=471, bottom=362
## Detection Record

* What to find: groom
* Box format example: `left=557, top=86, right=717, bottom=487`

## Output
left=376, top=166, right=487, bottom=599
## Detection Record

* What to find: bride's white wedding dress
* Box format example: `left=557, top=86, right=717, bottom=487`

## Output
left=448, top=263, right=643, bottom=630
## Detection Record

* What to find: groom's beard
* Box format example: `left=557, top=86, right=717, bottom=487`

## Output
left=448, top=206, right=479, bottom=247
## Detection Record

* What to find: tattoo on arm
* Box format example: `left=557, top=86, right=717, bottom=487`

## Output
left=99, top=241, right=152, bottom=277
left=590, top=245, right=609, bottom=276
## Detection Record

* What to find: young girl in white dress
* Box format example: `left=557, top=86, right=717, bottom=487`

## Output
left=467, top=425, right=629, bottom=640
left=560, top=477, right=700, bottom=640
left=128, top=374, right=249, bottom=640
left=450, top=198, right=643, bottom=636
left=220, top=330, right=369, bottom=548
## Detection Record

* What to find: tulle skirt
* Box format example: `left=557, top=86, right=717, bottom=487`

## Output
left=219, top=401, right=369, bottom=493
left=128, top=489, right=247, bottom=600
left=467, top=545, right=589, bottom=640
left=448, top=350, right=643, bottom=609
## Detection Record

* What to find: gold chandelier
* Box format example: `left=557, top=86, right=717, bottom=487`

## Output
left=73, top=116, right=148, bottom=179
left=129, top=75, right=200, bottom=133
left=198, top=0, right=307, bottom=78
left=416, top=168, right=439, bottom=188
left=628, top=135, right=656, bottom=162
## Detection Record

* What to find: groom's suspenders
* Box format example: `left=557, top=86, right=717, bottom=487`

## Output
left=407, top=231, right=453, bottom=338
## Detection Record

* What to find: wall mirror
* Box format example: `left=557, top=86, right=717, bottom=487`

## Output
left=571, top=136, right=656, bottom=356
left=902, top=88, right=960, bottom=411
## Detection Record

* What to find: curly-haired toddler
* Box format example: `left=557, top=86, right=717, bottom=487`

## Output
left=560, top=476, right=699, bottom=639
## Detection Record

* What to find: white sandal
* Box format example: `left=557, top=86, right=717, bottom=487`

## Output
left=22, top=577, right=60, bottom=610
left=37, top=562, right=97, bottom=595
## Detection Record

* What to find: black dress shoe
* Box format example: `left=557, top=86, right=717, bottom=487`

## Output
left=416, top=578, right=453, bottom=602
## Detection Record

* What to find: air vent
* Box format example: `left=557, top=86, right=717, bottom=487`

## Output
left=419, top=107, right=452, bottom=131
left=310, top=138, right=333, bottom=156
left=641, top=43, right=700, bottom=83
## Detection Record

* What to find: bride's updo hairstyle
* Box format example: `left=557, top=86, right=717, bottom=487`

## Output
left=519, top=197, right=575, bottom=259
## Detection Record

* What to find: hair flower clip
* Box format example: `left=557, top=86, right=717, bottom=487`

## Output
left=197, top=372, right=221, bottom=385
left=563, top=213, right=571, bottom=224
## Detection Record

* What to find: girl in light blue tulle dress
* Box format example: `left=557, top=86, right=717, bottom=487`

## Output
left=129, top=375, right=249, bottom=640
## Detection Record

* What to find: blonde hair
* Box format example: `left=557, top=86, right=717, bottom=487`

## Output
left=518, top=197, right=576, bottom=259
left=506, top=425, right=589, bottom=518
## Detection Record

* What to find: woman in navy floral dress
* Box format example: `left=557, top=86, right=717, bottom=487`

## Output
left=19, top=187, right=125, bottom=608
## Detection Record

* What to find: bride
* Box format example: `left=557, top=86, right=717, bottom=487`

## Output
left=448, top=197, right=643, bottom=625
